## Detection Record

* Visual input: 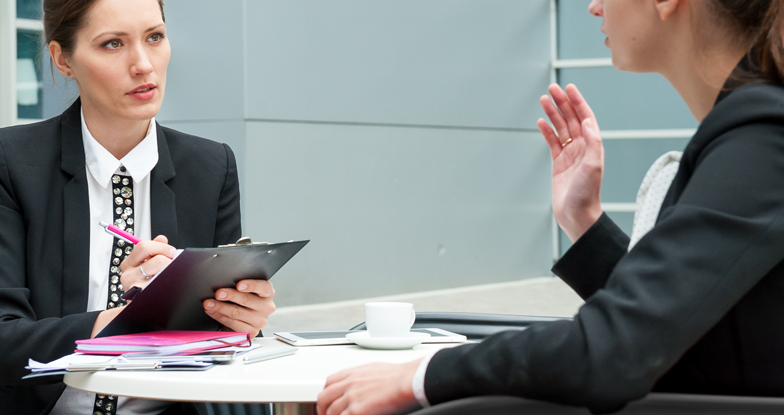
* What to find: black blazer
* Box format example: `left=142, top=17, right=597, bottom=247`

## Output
left=424, top=81, right=784, bottom=413
left=0, top=99, right=241, bottom=414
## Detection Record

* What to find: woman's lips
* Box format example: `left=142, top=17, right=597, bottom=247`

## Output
left=128, top=86, right=156, bottom=101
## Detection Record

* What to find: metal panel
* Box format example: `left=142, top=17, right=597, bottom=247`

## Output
left=244, top=0, right=550, bottom=129
left=156, top=0, right=245, bottom=122
left=243, top=121, right=553, bottom=306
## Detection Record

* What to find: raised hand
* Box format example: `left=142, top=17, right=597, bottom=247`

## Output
left=537, top=83, right=605, bottom=242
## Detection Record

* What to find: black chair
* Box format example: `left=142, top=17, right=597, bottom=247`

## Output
left=349, top=311, right=570, bottom=340
left=409, top=394, right=784, bottom=415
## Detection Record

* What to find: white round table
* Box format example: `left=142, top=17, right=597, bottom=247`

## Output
left=64, top=337, right=463, bottom=414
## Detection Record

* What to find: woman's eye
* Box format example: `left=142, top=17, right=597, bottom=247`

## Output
left=103, top=39, right=122, bottom=50
left=148, top=33, right=164, bottom=43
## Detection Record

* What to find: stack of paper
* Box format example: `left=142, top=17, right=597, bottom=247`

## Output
left=24, top=344, right=263, bottom=379
left=24, top=353, right=215, bottom=379
left=22, top=331, right=258, bottom=379
left=75, top=331, right=252, bottom=355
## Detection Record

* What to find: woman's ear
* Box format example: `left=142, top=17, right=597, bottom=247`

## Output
left=48, top=41, right=73, bottom=77
left=654, top=0, right=683, bottom=21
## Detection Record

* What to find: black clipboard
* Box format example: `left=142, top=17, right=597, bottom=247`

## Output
left=97, top=239, right=309, bottom=338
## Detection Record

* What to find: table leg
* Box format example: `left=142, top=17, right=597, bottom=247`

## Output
left=271, top=403, right=317, bottom=415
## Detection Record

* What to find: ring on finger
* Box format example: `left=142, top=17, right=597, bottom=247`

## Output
left=561, top=138, right=573, bottom=148
left=140, top=265, right=151, bottom=280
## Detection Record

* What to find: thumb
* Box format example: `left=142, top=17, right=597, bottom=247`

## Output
left=153, top=234, right=169, bottom=244
left=582, top=118, right=602, bottom=148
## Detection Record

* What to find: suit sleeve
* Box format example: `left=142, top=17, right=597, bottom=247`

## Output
left=424, top=122, right=784, bottom=413
left=212, top=143, right=242, bottom=247
left=552, top=213, right=630, bottom=300
left=0, top=140, right=99, bottom=385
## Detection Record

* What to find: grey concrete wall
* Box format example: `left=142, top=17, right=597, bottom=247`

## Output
left=158, top=0, right=553, bottom=306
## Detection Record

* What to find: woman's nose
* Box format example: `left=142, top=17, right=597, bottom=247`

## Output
left=588, top=0, right=604, bottom=17
left=130, top=46, right=154, bottom=76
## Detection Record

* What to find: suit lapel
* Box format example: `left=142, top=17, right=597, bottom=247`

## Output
left=150, top=123, right=178, bottom=247
left=60, top=99, right=92, bottom=316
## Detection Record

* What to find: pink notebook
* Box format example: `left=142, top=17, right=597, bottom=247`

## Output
left=75, top=331, right=252, bottom=355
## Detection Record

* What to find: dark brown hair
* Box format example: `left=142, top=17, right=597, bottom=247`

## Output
left=707, top=0, right=784, bottom=85
left=43, top=0, right=165, bottom=58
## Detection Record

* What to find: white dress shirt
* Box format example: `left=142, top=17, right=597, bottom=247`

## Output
left=412, top=352, right=436, bottom=407
left=51, top=110, right=170, bottom=415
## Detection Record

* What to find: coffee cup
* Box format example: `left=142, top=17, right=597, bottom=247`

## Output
left=364, top=302, right=416, bottom=338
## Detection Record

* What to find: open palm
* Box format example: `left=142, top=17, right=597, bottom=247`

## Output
left=537, top=83, right=604, bottom=242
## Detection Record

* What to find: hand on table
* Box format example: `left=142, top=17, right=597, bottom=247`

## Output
left=202, top=279, right=276, bottom=337
left=119, top=234, right=177, bottom=290
left=537, top=83, right=605, bottom=242
left=317, top=359, right=422, bottom=415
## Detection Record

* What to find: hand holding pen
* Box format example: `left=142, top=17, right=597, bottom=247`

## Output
left=99, top=221, right=177, bottom=299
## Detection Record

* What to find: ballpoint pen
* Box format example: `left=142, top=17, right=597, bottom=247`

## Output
left=99, top=221, right=143, bottom=300
left=99, top=221, right=141, bottom=245
left=242, top=347, right=297, bottom=364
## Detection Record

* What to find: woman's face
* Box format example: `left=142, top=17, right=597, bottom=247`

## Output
left=67, top=0, right=170, bottom=122
left=588, top=0, right=667, bottom=72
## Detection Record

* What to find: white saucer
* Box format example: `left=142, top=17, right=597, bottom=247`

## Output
left=346, top=331, right=431, bottom=350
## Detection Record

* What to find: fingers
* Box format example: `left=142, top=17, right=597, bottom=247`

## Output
left=236, top=279, right=275, bottom=298
left=327, top=395, right=349, bottom=415
left=204, top=308, right=259, bottom=335
left=548, top=84, right=583, bottom=140
left=582, top=117, right=604, bottom=153
left=204, top=296, right=266, bottom=331
left=120, top=254, right=171, bottom=289
left=318, top=377, right=350, bottom=415
left=564, top=83, right=597, bottom=122
left=538, top=118, right=562, bottom=160
left=539, top=94, right=571, bottom=142
left=203, top=282, right=276, bottom=336
left=325, top=369, right=353, bottom=387
left=120, top=235, right=176, bottom=271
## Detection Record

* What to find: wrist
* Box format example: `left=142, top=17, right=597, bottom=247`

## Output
left=91, top=307, right=123, bottom=338
left=399, top=358, right=423, bottom=405
left=561, top=205, right=603, bottom=243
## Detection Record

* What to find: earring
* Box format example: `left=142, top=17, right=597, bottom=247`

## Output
left=66, top=72, right=71, bottom=76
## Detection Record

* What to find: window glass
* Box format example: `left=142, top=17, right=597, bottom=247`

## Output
left=602, top=138, right=691, bottom=203
left=558, top=0, right=608, bottom=59
left=559, top=67, right=697, bottom=130
left=16, top=0, right=43, bottom=20
left=17, top=29, right=44, bottom=119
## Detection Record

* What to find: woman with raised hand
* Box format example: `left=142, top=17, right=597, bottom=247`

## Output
left=0, top=0, right=275, bottom=413
left=317, top=0, right=784, bottom=413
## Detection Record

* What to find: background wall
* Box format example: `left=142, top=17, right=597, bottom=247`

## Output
left=157, top=0, right=554, bottom=306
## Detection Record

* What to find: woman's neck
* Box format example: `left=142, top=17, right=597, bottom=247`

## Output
left=660, top=46, right=747, bottom=123
left=81, top=101, right=151, bottom=160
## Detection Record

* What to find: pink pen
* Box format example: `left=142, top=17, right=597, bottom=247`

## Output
left=98, top=221, right=141, bottom=245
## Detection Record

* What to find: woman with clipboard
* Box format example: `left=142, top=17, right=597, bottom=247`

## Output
left=0, top=0, right=275, bottom=414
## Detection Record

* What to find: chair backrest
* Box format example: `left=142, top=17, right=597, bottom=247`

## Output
left=350, top=312, right=571, bottom=340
